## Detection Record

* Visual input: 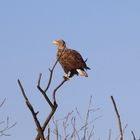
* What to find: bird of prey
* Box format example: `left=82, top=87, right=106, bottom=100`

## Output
left=52, top=39, right=90, bottom=79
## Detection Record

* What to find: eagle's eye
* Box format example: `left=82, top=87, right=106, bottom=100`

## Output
left=57, top=40, right=65, bottom=46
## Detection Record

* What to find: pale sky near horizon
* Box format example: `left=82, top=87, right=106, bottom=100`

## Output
left=0, top=0, right=140, bottom=139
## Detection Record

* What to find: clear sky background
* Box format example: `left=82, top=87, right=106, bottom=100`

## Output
left=0, top=0, right=140, bottom=139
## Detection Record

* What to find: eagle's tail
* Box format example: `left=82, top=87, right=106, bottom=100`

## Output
left=84, top=59, right=90, bottom=70
left=76, top=69, right=88, bottom=77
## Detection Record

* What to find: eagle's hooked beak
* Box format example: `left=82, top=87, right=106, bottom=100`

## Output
left=52, top=40, right=59, bottom=45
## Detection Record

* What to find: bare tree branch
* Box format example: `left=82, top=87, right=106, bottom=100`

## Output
left=83, top=96, right=92, bottom=140
left=0, top=117, right=16, bottom=137
left=44, top=61, right=59, bottom=93
left=52, top=117, right=65, bottom=140
left=53, top=78, right=68, bottom=105
left=0, top=100, right=16, bottom=137
left=131, top=131, right=136, bottom=140
left=50, top=97, right=98, bottom=140
left=115, top=124, right=128, bottom=140
left=0, top=98, right=6, bottom=108
left=35, top=52, right=68, bottom=140
left=35, top=77, right=67, bottom=140
left=71, top=117, right=80, bottom=140
left=44, top=47, right=66, bottom=93
left=18, top=47, right=68, bottom=140
left=46, top=127, right=50, bottom=140
left=87, top=125, right=94, bottom=140
left=111, top=96, right=123, bottom=140
left=18, top=80, right=45, bottom=140
left=75, top=107, right=82, bottom=120
left=0, top=103, right=16, bottom=136
left=37, top=73, right=54, bottom=109
left=35, top=105, right=57, bottom=140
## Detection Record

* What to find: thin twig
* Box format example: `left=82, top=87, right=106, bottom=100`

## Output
left=46, top=127, right=50, bottom=140
left=55, top=121, right=59, bottom=140
left=44, top=47, right=66, bottom=93
left=131, top=131, right=136, bottom=140
left=111, top=96, right=123, bottom=140
left=63, top=119, right=67, bottom=138
left=44, top=62, right=58, bottom=93
left=0, top=99, right=16, bottom=137
left=53, top=78, right=68, bottom=104
left=83, top=96, right=92, bottom=139
left=0, top=120, right=16, bottom=137
left=71, top=117, right=80, bottom=140
left=0, top=98, right=6, bottom=108
left=75, top=107, right=82, bottom=120
left=57, top=111, right=74, bottom=122
left=37, top=73, right=54, bottom=109
left=88, top=125, right=94, bottom=140
left=52, top=118, right=61, bottom=140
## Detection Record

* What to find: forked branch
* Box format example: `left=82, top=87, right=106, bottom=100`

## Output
left=35, top=76, right=67, bottom=140
left=37, top=73, right=54, bottom=109
left=18, top=54, right=68, bottom=140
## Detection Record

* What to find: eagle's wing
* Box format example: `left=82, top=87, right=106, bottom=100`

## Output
left=59, top=49, right=86, bottom=71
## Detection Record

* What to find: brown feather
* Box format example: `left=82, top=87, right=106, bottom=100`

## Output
left=53, top=39, right=90, bottom=77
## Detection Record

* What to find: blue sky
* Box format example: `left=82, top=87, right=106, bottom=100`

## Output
left=0, top=0, right=140, bottom=139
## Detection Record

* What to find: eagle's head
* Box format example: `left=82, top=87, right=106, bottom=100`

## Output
left=52, top=39, right=66, bottom=49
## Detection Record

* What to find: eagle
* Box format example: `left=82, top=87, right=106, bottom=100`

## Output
left=52, top=39, right=90, bottom=79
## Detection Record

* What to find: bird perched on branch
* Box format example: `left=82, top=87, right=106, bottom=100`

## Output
left=52, top=39, right=90, bottom=79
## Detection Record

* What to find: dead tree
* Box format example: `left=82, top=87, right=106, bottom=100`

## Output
left=18, top=58, right=68, bottom=140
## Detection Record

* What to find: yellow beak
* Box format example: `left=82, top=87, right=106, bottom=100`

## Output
left=52, top=40, right=58, bottom=45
